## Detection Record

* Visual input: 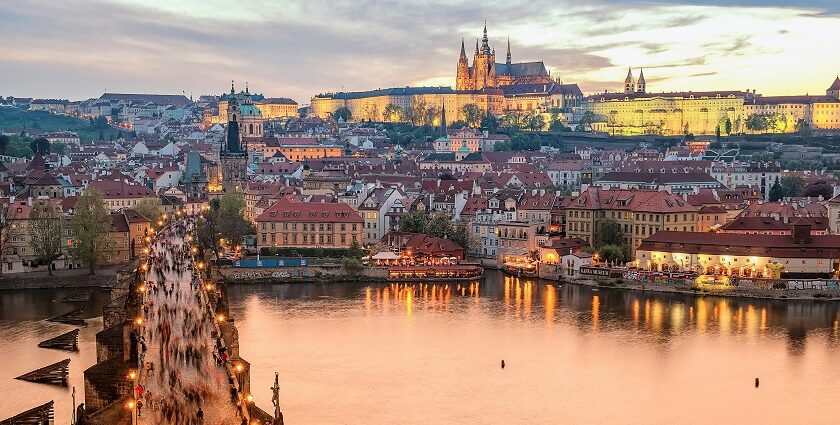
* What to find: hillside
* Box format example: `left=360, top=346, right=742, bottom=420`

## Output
left=0, top=106, right=125, bottom=143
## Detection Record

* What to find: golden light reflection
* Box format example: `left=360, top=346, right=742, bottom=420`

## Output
left=365, top=287, right=371, bottom=316
left=651, top=301, right=663, bottom=333
left=544, top=284, right=555, bottom=325
left=591, top=295, right=600, bottom=330
left=671, top=304, right=684, bottom=334
left=523, top=281, right=532, bottom=318
left=719, top=300, right=732, bottom=335
left=697, top=299, right=708, bottom=332
left=632, top=299, right=640, bottom=328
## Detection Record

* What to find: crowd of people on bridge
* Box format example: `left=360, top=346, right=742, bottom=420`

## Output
left=133, top=218, right=247, bottom=425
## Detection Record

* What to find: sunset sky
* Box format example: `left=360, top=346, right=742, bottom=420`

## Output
left=2, top=0, right=839, bottom=103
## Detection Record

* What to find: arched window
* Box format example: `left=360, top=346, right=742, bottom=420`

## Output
left=249, top=123, right=254, bottom=134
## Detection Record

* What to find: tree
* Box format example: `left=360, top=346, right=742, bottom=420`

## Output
left=333, top=106, right=352, bottom=122
left=383, top=104, right=404, bottom=123
left=598, top=244, right=626, bottom=265
left=579, top=111, right=597, bottom=132
left=52, top=142, right=67, bottom=155
left=426, top=211, right=454, bottom=238
left=769, top=177, right=783, bottom=202
left=480, top=114, right=500, bottom=133
left=804, top=180, right=833, bottom=199
left=596, top=218, right=624, bottom=247
left=29, top=137, right=50, bottom=155
left=133, top=198, right=162, bottom=222
left=28, top=200, right=63, bottom=275
left=69, top=189, right=113, bottom=275
left=745, top=114, right=769, bottom=133
left=216, top=193, right=254, bottom=251
left=449, top=221, right=474, bottom=252
left=346, top=240, right=365, bottom=259
left=343, top=257, right=364, bottom=276
left=399, top=210, right=429, bottom=233
left=404, top=96, right=427, bottom=126
left=724, top=117, right=732, bottom=136
left=461, top=103, right=483, bottom=128
left=197, top=200, right=222, bottom=259
left=0, top=134, right=9, bottom=155
left=780, top=175, right=805, bottom=198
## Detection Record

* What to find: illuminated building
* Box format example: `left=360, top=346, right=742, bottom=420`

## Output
left=585, top=72, right=840, bottom=136
left=565, top=188, right=699, bottom=257
left=636, top=222, right=840, bottom=278
left=456, top=22, right=552, bottom=91
left=216, top=82, right=249, bottom=194
left=255, top=198, right=363, bottom=249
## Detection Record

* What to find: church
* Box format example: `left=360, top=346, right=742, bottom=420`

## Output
left=456, top=22, right=553, bottom=91
left=208, top=82, right=254, bottom=195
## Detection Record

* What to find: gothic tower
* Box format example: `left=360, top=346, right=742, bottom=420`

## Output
left=456, top=38, right=472, bottom=91
left=624, top=68, right=635, bottom=94
left=472, top=21, right=497, bottom=90
left=827, top=75, right=840, bottom=100
left=220, top=81, right=248, bottom=194
left=636, top=69, right=646, bottom=93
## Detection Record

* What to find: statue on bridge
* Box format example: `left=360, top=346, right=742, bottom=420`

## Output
left=271, top=371, right=284, bottom=425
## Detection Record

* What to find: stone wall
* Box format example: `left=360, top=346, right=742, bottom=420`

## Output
left=216, top=265, right=388, bottom=283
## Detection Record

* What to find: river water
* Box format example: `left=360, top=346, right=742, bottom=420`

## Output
left=2, top=272, right=840, bottom=423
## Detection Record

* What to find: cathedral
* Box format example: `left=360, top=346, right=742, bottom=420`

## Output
left=455, top=22, right=553, bottom=91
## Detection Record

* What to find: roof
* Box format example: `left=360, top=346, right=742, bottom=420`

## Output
left=89, top=180, right=157, bottom=199
left=828, top=76, right=840, bottom=92
left=720, top=216, right=827, bottom=232
left=99, top=93, right=191, bottom=107
left=638, top=231, right=840, bottom=258
left=500, top=82, right=582, bottom=97
left=255, top=198, right=362, bottom=223
left=587, top=90, right=749, bottom=102
left=570, top=188, right=699, bottom=213
left=598, top=171, right=722, bottom=185
left=494, top=61, right=548, bottom=77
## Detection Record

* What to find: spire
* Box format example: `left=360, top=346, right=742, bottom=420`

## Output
left=481, top=20, right=490, bottom=54
left=245, top=81, right=249, bottom=94
left=638, top=68, right=645, bottom=83
left=506, top=37, right=511, bottom=65
left=460, top=38, right=467, bottom=61
left=624, top=67, right=635, bottom=94
left=230, top=80, right=235, bottom=94
left=475, top=38, right=479, bottom=55
left=637, top=68, right=646, bottom=93
left=440, top=103, right=447, bottom=139
left=624, top=67, right=633, bottom=83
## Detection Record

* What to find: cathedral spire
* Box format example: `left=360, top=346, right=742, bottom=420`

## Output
left=230, top=80, right=235, bottom=94
left=636, top=68, right=646, bottom=93
left=481, top=20, right=490, bottom=54
left=245, top=81, right=249, bottom=94
left=475, top=38, right=479, bottom=55
left=506, top=37, right=511, bottom=65
left=624, top=67, right=635, bottom=94
left=460, top=38, right=467, bottom=61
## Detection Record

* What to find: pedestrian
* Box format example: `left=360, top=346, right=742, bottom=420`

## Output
left=197, top=407, right=204, bottom=423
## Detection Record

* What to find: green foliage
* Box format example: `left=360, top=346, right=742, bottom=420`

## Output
left=30, top=137, right=50, bottom=155
left=28, top=200, right=63, bottom=274
left=780, top=175, right=805, bottom=198
left=399, top=210, right=429, bottom=233
left=343, top=257, right=364, bottom=276
left=0, top=108, right=121, bottom=143
left=0, top=134, right=9, bottom=155
left=598, top=244, right=626, bottom=264
left=52, top=142, right=67, bottom=155
left=769, top=177, right=784, bottom=202
left=578, top=111, right=597, bottom=132
left=383, top=104, right=404, bottom=123
left=804, top=180, right=833, bottom=199
left=426, top=211, right=453, bottom=238
left=69, top=189, right=114, bottom=275
left=480, top=114, right=499, bottom=133
left=6, top=135, right=34, bottom=158
left=596, top=218, right=624, bottom=247
left=133, top=198, right=162, bottom=222
left=216, top=193, right=255, bottom=249
left=461, top=103, right=483, bottom=127
left=333, top=106, right=352, bottom=122
left=346, top=240, right=365, bottom=259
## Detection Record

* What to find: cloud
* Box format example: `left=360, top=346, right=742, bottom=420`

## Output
left=0, top=0, right=839, bottom=101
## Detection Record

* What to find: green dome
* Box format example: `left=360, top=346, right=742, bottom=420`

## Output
left=238, top=103, right=262, bottom=117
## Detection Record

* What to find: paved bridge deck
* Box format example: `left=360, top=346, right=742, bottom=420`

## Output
left=136, top=226, right=244, bottom=424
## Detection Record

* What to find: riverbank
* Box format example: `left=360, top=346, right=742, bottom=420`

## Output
left=564, top=276, right=840, bottom=302
left=0, top=266, right=121, bottom=290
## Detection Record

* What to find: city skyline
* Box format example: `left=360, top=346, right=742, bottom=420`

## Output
left=2, top=0, right=840, bottom=102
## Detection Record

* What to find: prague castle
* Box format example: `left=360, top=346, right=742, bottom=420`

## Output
left=455, top=22, right=552, bottom=91
left=311, top=22, right=582, bottom=122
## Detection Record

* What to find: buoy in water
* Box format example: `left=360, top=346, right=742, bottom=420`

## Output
left=501, top=360, right=505, bottom=369
left=755, top=378, right=760, bottom=388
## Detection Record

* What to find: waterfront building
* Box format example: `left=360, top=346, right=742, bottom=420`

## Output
left=359, top=186, right=407, bottom=245
left=565, top=188, right=699, bottom=257
left=255, top=198, right=363, bottom=249
left=636, top=222, right=840, bottom=278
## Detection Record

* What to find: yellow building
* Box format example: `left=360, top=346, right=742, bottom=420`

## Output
left=311, top=86, right=505, bottom=122
left=565, top=188, right=699, bottom=258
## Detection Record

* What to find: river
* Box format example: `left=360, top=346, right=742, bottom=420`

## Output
left=2, top=271, right=840, bottom=423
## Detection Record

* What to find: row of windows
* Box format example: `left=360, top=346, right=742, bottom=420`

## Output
left=260, top=232, right=357, bottom=245
left=260, top=222, right=357, bottom=232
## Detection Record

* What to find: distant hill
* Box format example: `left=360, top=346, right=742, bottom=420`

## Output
left=0, top=107, right=125, bottom=143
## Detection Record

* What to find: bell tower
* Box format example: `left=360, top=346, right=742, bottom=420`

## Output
left=456, top=38, right=472, bottom=91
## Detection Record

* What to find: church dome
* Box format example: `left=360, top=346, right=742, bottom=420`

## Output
left=238, top=103, right=262, bottom=117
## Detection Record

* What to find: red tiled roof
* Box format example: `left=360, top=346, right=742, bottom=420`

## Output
left=256, top=198, right=362, bottom=223
left=638, top=231, right=840, bottom=258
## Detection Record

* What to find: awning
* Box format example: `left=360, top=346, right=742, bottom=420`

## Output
left=372, top=251, right=400, bottom=260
